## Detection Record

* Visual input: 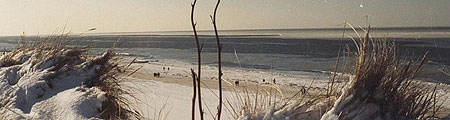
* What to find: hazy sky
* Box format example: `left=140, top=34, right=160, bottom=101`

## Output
left=0, top=0, right=449, bottom=36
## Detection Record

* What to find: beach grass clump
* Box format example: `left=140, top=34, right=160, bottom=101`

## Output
left=0, top=35, right=141, bottom=119
left=0, top=36, right=69, bottom=68
left=321, top=26, right=440, bottom=120
left=227, top=83, right=329, bottom=120
left=86, top=48, right=142, bottom=119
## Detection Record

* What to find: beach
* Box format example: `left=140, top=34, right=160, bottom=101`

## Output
left=123, top=58, right=450, bottom=119
left=123, top=59, right=327, bottom=120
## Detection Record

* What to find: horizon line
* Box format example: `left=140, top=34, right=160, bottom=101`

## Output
left=89, top=26, right=450, bottom=35
left=1, top=26, right=450, bottom=37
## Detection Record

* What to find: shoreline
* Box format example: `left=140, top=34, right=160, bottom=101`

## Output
left=125, top=57, right=337, bottom=97
left=124, top=58, right=450, bottom=118
left=130, top=72, right=318, bottom=97
left=125, top=57, right=450, bottom=97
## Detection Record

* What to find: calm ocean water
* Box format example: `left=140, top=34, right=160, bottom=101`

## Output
left=1, top=27, right=450, bottom=84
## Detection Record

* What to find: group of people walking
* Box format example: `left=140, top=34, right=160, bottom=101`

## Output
left=262, top=78, right=276, bottom=84
left=154, top=66, right=170, bottom=78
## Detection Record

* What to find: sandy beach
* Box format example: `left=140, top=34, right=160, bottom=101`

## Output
left=124, top=59, right=450, bottom=119
left=126, top=57, right=337, bottom=96
left=123, top=58, right=331, bottom=119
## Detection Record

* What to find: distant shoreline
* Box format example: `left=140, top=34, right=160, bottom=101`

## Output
left=86, top=26, right=450, bottom=35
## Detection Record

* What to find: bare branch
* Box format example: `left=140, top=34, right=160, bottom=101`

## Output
left=190, top=0, right=204, bottom=119
left=191, top=69, right=197, bottom=120
left=211, top=0, right=223, bottom=119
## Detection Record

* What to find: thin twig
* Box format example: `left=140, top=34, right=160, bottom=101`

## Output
left=210, top=0, right=223, bottom=119
left=191, top=69, right=197, bottom=120
left=190, top=0, right=204, bottom=119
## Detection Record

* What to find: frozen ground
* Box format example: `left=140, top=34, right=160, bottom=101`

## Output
left=123, top=77, right=239, bottom=120
left=124, top=57, right=450, bottom=119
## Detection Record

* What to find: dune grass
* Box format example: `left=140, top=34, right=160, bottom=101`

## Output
left=222, top=77, right=332, bottom=119
left=0, top=34, right=142, bottom=119
left=88, top=48, right=142, bottom=119
left=0, top=35, right=72, bottom=68
left=322, top=25, right=442, bottom=120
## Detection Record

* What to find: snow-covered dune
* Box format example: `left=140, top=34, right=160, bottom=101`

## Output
left=0, top=42, right=129, bottom=119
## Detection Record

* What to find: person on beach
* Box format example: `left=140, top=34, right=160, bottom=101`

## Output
left=263, top=79, right=265, bottom=82
left=234, top=81, right=240, bottom=86
left=168, top=67, right=170, bottom=71
left=163, top=67, right=165, bottom=71
left=273, top=79, right=276, bottom=84
left=301, top=87, right=307, bottom=95
left=153, top=72, right=161, bottom=77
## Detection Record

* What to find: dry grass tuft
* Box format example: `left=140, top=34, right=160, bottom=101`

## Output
left=0, top=35, right=73, bottom=68
left=226, top=82, right=329, bottom=120
left=225, top=48, right=333, bottom=120
left=85, top=45, right=142, bottom=120
left=324, top=25, right=441, bottom=119
left=225, top=84, right=282, bottom=119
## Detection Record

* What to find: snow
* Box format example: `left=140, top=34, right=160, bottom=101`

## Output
left=0, top=49, right=109, bottom=119
left=28, top=87, right=105, bottom=119
left=321, top=79, right=450, bottom=120
left=124, top=77, right=325, bottom=120
left=123, top=77, right=238, bottom=120
left=126, top=58, right=450, bottom=120
left=125, top=58, right=330, bottom=120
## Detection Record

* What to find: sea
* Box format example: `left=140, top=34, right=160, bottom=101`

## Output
left=1, top=27, right=449, bottom=84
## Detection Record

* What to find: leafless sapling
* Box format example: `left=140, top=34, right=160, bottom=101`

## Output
left=190, top=0, right=205, bottom=119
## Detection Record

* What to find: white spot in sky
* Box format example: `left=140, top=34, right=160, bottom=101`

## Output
left=360, top=4, right=364, bottom=8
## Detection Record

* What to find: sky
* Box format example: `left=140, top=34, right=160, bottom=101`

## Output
left=0, top=0, right=449, bottom=36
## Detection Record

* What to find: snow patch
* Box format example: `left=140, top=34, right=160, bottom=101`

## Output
left=0, top=48, right=110, bottom=119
